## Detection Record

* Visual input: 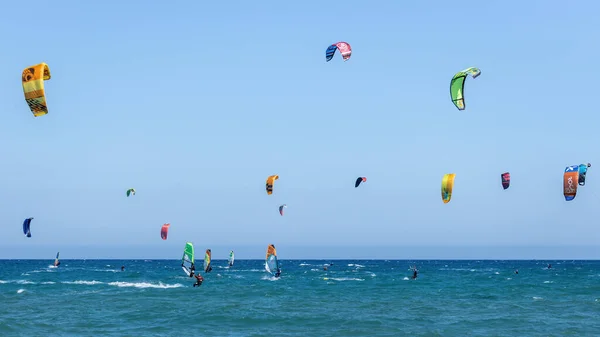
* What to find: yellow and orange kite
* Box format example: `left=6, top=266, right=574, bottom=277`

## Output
left=22, top=63, right=51, bottom=117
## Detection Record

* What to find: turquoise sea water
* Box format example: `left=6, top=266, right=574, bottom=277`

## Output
left=1, top=260, right=599, bottom=336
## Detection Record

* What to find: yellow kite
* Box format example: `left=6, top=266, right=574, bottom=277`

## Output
left=441, top=173, right=456, bottom=204
left=266, top=175, right=279, bottom=195
left=22, top=63, right=51, bottom=117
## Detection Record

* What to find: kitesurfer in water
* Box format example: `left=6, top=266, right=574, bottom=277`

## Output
left=547, top=264, right=552, bottom=269
left=193, top=274, right=204, bottom=287
left=515, top=269, right=519, bottom=274
left=412, top=268, right=418, bottom=279
left=121, top=266, right=125, bottom=271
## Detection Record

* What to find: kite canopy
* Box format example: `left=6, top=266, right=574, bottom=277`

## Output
left=441, top=174, right=456, bottom=203
left=22, top=63, right=51, bottom=117
left=501, top=172, right=510, bottom=190
left=450, top=67, right=481, bottom=110
left=126, top=188, right=136, bottom=197
left=279, top=204, right=287, bottom=216
left=563, top=165, right=579, bottom=201
left=578, top=163, right=591, bottom=186
left=160, top=223, right=170, bottom=240
left=325, top=42, right=352, bottom=62
left=266, top=175, right=279, bottom=195
left=23, top=217, right=33, bottom=238
left=355, top=177, right=367, bottom=188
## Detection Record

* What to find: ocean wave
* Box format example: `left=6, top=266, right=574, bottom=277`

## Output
left=107, top=281, right=183, bottom=289
left=63, top=280, right=104, bottom=285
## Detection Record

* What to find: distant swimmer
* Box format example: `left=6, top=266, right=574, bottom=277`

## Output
left=121, top=266, right=125, bottom=271
left=515, top=269, right=519, bottom=274
left=193, top=274, right=204, bottom=287
left=547, top=264, right=552, bottom=269
left=323, top=267, right=328, bottom=271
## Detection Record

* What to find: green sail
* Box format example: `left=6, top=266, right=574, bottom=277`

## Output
left=182, top=242, right=194, bottom=267
left=450, top=67, right=481, bottom=110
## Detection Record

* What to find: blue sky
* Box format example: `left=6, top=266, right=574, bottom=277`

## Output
left=1, top=1, right=599, bottom=259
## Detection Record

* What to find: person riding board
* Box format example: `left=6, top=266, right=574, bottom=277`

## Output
left=275, top=268, right=281, bottom=278
left=193, top=274, right=204, bottom=287
left=182, top=263, right=196, bottom=277
left=411, top=266, right=418, bottom=279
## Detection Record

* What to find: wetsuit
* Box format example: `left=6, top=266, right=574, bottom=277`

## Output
left=412, top=270, right=418, bottom=279
left=193, top=275, right=203, bottom=287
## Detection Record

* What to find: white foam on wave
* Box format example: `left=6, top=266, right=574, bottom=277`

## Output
left=41, top=281, right=56, bottom=285
left=17, top=289, right=25, bottom=294
left=108, top=281, right=183, bottom=289
left=16, top=280, right=35, bottom=285
left=63, top=280, right=104, bottom=285
left=261, top=275, right=280, bottom=281
left=348, top=264, right=365, bottom=268
left=533, top=296, right=543, bottom=300
left=330, top=277, right=364, bottom=282
left=299, top=263, right=311, bottom=266
left=403, top=277, right=410, bottom=281
left=91, top=269, right=120, bottom=273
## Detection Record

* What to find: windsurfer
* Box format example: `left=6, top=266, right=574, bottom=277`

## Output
left=275, top=269, right=281, bottom=278
left=412, top=267, right=418, bottom=279
left=193, top=274, right=204, bottom=287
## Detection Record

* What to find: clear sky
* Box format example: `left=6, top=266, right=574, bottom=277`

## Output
left=1, top=1, right=599, bottom=259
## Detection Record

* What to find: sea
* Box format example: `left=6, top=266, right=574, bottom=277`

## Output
left=1, top=259, right=599, bottom=336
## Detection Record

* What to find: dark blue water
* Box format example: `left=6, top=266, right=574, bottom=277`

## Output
left=1, top=260, right=599, bottom=336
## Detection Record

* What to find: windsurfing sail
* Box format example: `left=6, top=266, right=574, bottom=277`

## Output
left=266, top=175, right=279, bottom=195
left=22, top=63, right=51, bottom=117
left=54, top=252, right=60, bottom=267
left=441, top=174, right=456, bottom=203
left=325, top=42, right=352, bottom=62
left=160, top=223, right=170, bottom=240
left=501, top=172, right=510, bottom=190
left=204, top=249, right=212, bottom=272
left=450, top=67, right=481, bottom=110
left=265, top=244, right=280, bottom=277
left=279, top=204, right=287, bottom=216
left=23, top=217, right=33, bottom=238
left=126, top=188, right=136, bottom=197
left=182, top=242, right=195, bottom=274
left=228, top=250, right=235, bottom=266
left=564, top=165, right=579, bottom=201
left=578, top=163, right=591, bottom=186
left=355, top=177, right=367, bottom=188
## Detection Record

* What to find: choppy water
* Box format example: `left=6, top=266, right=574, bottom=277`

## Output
left=1, top=260, right=599, bottom=336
